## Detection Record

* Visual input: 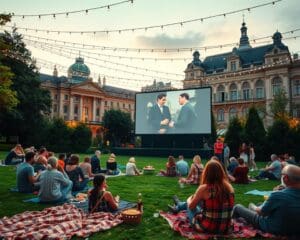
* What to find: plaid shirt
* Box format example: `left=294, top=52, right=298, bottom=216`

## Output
left=193, top=186, right=234, bottom=234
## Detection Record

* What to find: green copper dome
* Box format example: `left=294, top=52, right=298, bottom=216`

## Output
left=68, top=57, right=90, bottom=82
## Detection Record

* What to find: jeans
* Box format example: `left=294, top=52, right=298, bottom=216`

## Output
left=232, top=204, right=260, bottom=228
left=176, top=201, right=201, bottom=224
left=73, top=178, right=89, bottom=191
left=256, top=171, right=278, bottom=180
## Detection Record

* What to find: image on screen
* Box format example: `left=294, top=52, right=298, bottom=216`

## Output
left=135, top=87, right=211, bottom=135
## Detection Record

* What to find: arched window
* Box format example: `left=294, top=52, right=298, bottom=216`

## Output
left=293, top=80, right=300, bottom=96
left=217, top=109, right=225, bottom=122
left=255, top=79, right=265, bottom=99
left=229, top=83, right=237, bottom=101
left=272, top=77, right=282, bottom=95
left=242, top=82, right=250, bottom=100
left=229, top=108, right=237, bottom=119
left=217, top=85, right=225, bottom=102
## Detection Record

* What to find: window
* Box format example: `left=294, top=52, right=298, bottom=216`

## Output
left=128, top=104, right=131, bottom=109
left=217, top=109, right=225, bottom=122
left=84, top=107, right=88, bottom=116
left=96, top=108, right=100, bottom=116
left=63, top=105, right=68, bottom=114
left=64, top=94, right=69, bottom=100
left=117, top=102, right=120, bottom=108
left=75, top=96, right=80, bottom=101
left=74, top=116, right=78, bottom=121
left=229, top=83, right=237, bottom=101
left=293, top=80, right=300, bottom=96
left=242, top=82, right=250, bottom=100
left=74, top=105, right=78, bottom=114
left=105, top=101, right=107, bottom=106
left=53, top=104, right=57, bottom=112
left=255, top=80, right=265, bottom=99
left=229, top=108, right=237, bottom=119
left=293, top=108, right=300, bottom=118
left=123, top=103, right=125, bottom=108
left=54, top=94, right=58, bottom=100
left=111, top=102, right=114, bottom=107
left=217, top=85, right=225, bottom=102
left=272, top=77, right=282, bottom=96
left=230, top=61, right=237, bottom=71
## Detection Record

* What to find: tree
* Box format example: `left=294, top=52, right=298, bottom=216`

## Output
left=224, top=117, right=243, bottom=157
left=244, top=106, right=266, bottom=161
left=0, top=14, right=18, bottom=112
left=102, top=109, right=133, bottom=147
left=71, top=123, right=92, bottom=153
left=0, top=27, right=51, bottom=145
left=269, top=88, right=289, bottom=120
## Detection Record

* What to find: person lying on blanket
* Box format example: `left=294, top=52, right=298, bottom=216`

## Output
left=233, top=164, right=300, bottom=236
left=168, top=160, right=235, bottom=234
left=88, top=174, right=120, bottom=213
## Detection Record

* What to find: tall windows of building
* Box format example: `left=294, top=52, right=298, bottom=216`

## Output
left=63, top=105, right=68, bottom=114
left=242, top=82, right=250, bottom=100
left=230, top=61, right=237, bottom=71
left=217, top=109, right=225, bottom=122
left=64, top=94, right=69, bottom=100
left=229, top=108, right=237, bottom=119
left=217, top=85, right=225, bottom=102
left=272, top=77, right=282, bottom=96
left=255, top=79, right=265, bottom=99
left=293, top=80, right=300, bottom=96
left=74, top=105, right=78, bottom=114
left=229, top=83, right=237, bottom=101
left=96, top=108, right=100, bottom=116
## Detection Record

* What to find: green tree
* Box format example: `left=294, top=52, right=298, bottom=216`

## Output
left=71, top=123, right=92, bottom=153
left=0, top=27, right=51, bottom=145
left=224, top=117, right=243, bottom=157
left=0, top=14, right=18, bottom=112
left=244, top=106, right=266, bottom=161
left=269, top=88, right=289, bottom=120
left=102, top=109, right=133, bottom=147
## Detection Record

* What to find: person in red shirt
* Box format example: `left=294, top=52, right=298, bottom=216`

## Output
left=232, top=158, right=249, bottom=184
left=214, top=138, right=224, bottom=163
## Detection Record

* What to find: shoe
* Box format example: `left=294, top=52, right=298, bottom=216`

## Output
left=173, top=195, right=180, bottom=205
left=248, top=203, right=257, bottom=212
left=168, top=204, right=178, bottom=214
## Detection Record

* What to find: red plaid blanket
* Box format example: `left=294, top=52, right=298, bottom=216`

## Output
left=0, top=204, right=123, bottom=239
left=160, top=211, right=277, bottom=239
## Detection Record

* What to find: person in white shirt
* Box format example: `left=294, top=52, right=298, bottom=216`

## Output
left=126, top=157, right=140, bottom=176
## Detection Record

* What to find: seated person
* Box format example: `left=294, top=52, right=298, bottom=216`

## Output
left=38, top=157, right=73, bottom=203
left=79, top=157, right=94, bottom=179
left=160, top=156, right=177, bottom=177
left=4, top=144, right=25, bottom=165
left=255, top=154, right=281, bottom=180
left=227, top=157, right=238, bottom=175
left=233, top=165, right=300, bottom=236
left=179, top=155, right=203, bottom=184
left=16, top=151, right=41, bottom=193
left=88, top=174, right=120, bottom=213
left=65, top=155, right=89, bottom=191
left=57, top=153, right=66, bottom=170
left=126, top=157, right=140, bottom=176
left=33, top=154, right=47, bottom=173
left=169, top=160, right=234, bottom=234
left=231, top=158, right=249, bottom=184
left=90, top=150, right=102, bottom=174
left=176, top=155, right=189, bottom=176
left=106, top=153, right=120, bottom=175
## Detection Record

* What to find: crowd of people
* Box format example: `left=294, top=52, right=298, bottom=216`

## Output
left=3, top=140, right=300, bottom=237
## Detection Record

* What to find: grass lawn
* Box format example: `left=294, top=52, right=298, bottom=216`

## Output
left=0, top=151, right=278, bottom=239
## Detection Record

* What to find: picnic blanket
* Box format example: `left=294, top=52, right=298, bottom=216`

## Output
left=245, top=190, right=273, bottom=196
left=0, top=204, right=123, bottom=240
left=160, top=210, right=275, bottom=239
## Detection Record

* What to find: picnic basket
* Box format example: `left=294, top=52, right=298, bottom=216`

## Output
left=121, top=208, right=142, bottom=224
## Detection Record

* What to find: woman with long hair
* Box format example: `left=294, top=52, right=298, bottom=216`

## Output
left=160, top=156, right=177, bottom=177
left=88, top=174, right=120, bottom=213
left=169, top=160, right=234, bottom=234
left=179, top=155, right=203, bottom=185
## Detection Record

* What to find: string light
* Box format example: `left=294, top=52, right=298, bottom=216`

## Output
left=9, top=0, right=134, bottom=18
left=14, top=26, right=300, bottom=53
left=5, top=0, right=281, bottom=34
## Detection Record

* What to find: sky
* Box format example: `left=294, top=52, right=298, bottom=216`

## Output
left=1, top=0, right=300, bottom=90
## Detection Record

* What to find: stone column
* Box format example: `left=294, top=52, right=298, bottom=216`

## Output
left=79, top=96, right=83, bottom=122
left=69, top=95, right=74, bottom=120
left=59, top=92, right=64, bottom=118
left=92, top=97, right=97, bottom=122
left=100, top=98, right=105, bottom=122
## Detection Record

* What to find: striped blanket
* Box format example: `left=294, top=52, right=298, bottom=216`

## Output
left=0, top=204, right=123, bottom=239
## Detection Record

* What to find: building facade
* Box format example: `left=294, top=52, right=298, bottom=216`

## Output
left=40, top=57, right=135, bottom=137
left=183, top=22, right=300, bottom=129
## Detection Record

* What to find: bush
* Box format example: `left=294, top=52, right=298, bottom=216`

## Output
left=71, top=123, right=92, bottom=153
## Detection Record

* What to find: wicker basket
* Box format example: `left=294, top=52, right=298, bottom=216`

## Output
left=143, top=168, right=155, bottom=175
left=121, top=209, right=142, bottom=224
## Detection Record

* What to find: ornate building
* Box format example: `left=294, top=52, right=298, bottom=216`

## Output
left=183, top=22, right=300, bottom=129
left=40, top=57, right=135, bottom=137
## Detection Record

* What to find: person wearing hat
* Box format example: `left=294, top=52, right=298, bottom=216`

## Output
left=106, top=153, right=120, bottom=175
left=126, top=157, right=140, bottom=176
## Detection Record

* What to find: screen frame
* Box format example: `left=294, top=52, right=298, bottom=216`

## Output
left=134, top=86, right=212, bottom=135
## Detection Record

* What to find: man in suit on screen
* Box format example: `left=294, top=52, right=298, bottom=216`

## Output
left=169, top=93, right=197, bottom=133
left=148, top=93, right=171, bottom=134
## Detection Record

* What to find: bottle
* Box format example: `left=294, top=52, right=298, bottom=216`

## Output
left=137, top=193, right=143, bottom=213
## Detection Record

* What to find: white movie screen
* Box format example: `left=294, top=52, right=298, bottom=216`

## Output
left=135, top=87, right=211, bottom=135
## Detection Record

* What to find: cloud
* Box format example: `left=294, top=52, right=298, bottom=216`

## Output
left=275, top=0, right=300, bottom=28
left=136, top=31, right=205, bottom=48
